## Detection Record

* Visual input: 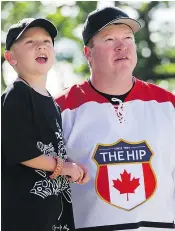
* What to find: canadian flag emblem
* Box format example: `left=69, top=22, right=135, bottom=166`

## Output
left=92, top=139, right=157, bottom=210
left=113, top=170, right=140, bottom=201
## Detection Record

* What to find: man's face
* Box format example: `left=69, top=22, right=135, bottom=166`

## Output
left=85, top=24, right=137, bottom=76
left=10, top=27, right=55, bottom=77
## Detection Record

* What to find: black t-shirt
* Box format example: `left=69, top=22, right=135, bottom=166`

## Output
left=1, top=81, right=75, bottom=231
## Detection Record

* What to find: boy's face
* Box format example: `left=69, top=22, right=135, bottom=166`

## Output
left=7, top=27, right=55, bottom=78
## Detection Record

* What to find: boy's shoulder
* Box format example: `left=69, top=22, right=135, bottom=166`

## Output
left=2, top=81, right=30, bottom=107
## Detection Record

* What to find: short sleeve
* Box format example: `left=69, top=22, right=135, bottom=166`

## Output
left=2, top=84, right=42, bottom=165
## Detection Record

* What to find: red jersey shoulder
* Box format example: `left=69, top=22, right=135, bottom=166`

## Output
left=143, top=80, right=175, bottom=107
left=55, top=84, right=83, bottom=111
left=55, top=81, right=90, bottom=111
left=128, top=79, right=175, bottom=107
left=55, top=80, right=108, bottom=111
left=55, top=78, right=175, bottom=111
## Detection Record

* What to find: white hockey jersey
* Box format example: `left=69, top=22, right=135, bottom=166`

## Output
left=56, top=78, right=175, bottom=231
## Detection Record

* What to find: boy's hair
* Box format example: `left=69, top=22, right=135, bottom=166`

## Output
left=5, top=18, right=58, bottom=50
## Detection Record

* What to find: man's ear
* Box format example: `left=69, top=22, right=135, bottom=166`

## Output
left=4, top=50, right=17, bottom=66
left=84, top=46, right=92, bottom=62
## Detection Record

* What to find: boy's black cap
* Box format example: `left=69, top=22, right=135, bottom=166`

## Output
left=83, top=6, right=141, bottom=45
left=5, top=18, right=58, bottom=50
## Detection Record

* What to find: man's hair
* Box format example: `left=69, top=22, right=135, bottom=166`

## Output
left=85, top=37, right=94, bottom=68
left=87, top=38, right=94, bottom=48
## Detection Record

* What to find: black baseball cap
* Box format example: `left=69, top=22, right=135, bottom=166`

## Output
left=5, top=18, right=58, bottom=50
left=83, top=7, right=141, bottom=45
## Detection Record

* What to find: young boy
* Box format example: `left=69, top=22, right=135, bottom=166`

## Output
left=2, top=18, right=89, bottom=231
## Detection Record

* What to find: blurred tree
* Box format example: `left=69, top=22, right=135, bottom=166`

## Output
left=1, top=1, right=175, bottom=93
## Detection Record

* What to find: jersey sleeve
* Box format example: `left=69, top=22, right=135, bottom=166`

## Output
left=2, top=84, right=43, bottom=166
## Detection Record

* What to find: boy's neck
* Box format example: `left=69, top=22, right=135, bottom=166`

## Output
left=17, top=75, right=49, bottom=96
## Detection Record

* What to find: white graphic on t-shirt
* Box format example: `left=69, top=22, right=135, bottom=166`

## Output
left=37, top=141, right=57, bottom=157
left=30, top=172, right=70, bottom=199
left=30, top=119, right=70, bottom=200
left=29, top=117, right=72, bottom=229
left=52, top=224, right=70, bottom=231
left=55, top=119, right=67, bottom=160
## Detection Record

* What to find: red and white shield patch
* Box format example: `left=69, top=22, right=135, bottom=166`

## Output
left=92, top=139, right=157, bottom=210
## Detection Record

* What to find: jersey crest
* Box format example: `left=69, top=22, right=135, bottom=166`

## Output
left=92, top=139, right=157, bottom=210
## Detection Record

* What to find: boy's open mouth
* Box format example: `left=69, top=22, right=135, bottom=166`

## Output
left=35, top=54, right=48, bottom=64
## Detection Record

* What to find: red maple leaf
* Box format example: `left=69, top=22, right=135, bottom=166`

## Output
left=113, top=170, right=140, bottom=201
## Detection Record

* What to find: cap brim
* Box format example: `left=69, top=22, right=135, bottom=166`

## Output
left=16, top=18, right=58, bottom=41
left=108, top=18, right=141, bottom=33
left=85, top=17, right=141, bottom=45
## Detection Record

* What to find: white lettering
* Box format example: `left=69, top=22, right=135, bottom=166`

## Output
left=118, top=151, right=125, bottom=161
left=139, top=150, right=146, bottom=159
left=109, top=151, right=117, bottom=161
left=127, top=150, right=135, bottom=160
left=100, top=152, right=108, bottom=162
left=135, top=150, right=139, bottom=160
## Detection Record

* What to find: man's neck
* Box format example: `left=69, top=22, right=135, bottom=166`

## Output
left=90, top=73, right=134, bottom=95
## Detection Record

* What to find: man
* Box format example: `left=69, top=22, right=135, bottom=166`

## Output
left=56, top=6, right=175, bottom=230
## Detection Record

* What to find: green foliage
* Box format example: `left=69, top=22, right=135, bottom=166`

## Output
left=155, top=64, right=175, bottom=75
left=1, top=1, right=175, bottom=93
left=155, top=78, right=175, bottom=93
left=74, top=63, right=90, bottom=79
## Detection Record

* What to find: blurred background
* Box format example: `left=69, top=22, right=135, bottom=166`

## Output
left=1, top=1, right=175, bottom=97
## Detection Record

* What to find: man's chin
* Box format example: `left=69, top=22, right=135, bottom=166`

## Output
left=113, top=64, right=133, bottom=73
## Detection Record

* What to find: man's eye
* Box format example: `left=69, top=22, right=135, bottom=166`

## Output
left=105, top=38, right=114, bottom=41
left=26, top=40, right=34, bottom=44
left=125, top=37, right=132, bottom=39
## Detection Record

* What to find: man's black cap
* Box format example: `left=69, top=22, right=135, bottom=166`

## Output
left=83, top=7, right=141, bottom=45
left=5, top=18, right=58, bottom=50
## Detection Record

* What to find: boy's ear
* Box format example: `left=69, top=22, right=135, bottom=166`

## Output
left=84, top=46, right=92, bottom=62
left=4, top=50, right=17, bottom=66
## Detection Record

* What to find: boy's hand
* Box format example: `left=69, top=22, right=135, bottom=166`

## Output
left=76, top=163, right=90, bottom=184
left=60, top=162, right=84, bottom=183
left=64, top=157, right=90, bottom=184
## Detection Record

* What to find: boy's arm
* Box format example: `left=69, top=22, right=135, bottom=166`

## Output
left=22, top=154, right=85, bottom=182
left=21, top=154, right=57, bottom=172
left=56, top=90, right=90, bottom=184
